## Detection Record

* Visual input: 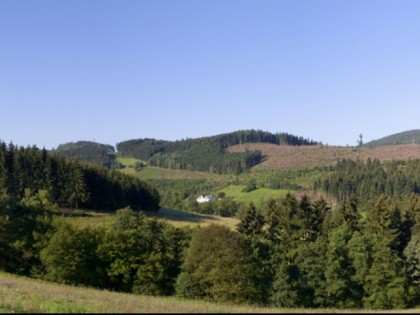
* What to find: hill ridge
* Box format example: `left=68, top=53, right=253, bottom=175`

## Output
left=364, top=129, right=420, bottom=146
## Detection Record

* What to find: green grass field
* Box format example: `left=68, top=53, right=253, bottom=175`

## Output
left=136, top=166, right=228, bottom=180
left=116, top=156, right=146, bottom=167
left=59, top=207, right=240, bottom=230
left=216, top=185, right=291, bottom=205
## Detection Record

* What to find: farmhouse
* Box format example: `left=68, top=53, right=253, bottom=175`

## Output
left=196, top=194, right=216, bottom=203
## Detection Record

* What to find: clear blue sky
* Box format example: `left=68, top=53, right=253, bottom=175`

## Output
left=1, top=0, right=419, bottom=150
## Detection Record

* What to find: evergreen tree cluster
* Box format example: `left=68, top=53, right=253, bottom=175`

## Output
left=116, top=130, right=319, bottom=174
left=315, top=158, right=420, bottom=206
left=148, top=142, right=263, bottom=174
left=53, top=141, right=117, bottom=168
left=0, top=142, right=160, bottom=212
left=230, top=193, right=419, bottom=309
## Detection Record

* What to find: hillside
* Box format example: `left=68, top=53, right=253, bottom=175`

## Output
left=364, top=129, right=420, bottom=146
left=0, top=141, right=160, bottom=212
left=49, top=129, right=420, bottom=174
left=228, top=143, right=420, bottom=170
left=53, top=140, right=116, bottom=168
left=115, top=129, right=319, bottom=174
left=116, top=129, right=319, bottom=159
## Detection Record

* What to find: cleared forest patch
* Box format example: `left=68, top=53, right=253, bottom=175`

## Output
left=227, top=143, right=420, bottom=170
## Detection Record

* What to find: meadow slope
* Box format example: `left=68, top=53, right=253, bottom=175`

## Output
left=0, top=272, right=418, bottom=313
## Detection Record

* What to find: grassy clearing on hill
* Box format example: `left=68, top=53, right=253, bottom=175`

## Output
left=136, top=166, right=228, bottom=180
left=216, top=185, right=290, bottom=205
left=54, top=209, right=115, bottom=230
left=59, top=207, right=239, bottom=230
left=1, top=272, right=416, bottom=314
left=147, top=207, right=240, bottom=229
left=116, top=156, right=144, bottom=167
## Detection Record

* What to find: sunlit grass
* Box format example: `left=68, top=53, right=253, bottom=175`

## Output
left=115, top=156, right=145, bottom=167
left=1, top=272, right=417, bottom=313
left=60, top=207, right=239, bottom=230
left=216, top=185, right=291, bottom=205
left=136, top=166, right=228, bottom=180
left=148, top=207, right=240, bottom=230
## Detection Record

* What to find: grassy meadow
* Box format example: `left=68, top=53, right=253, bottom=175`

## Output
left=2, top=271, right=418, bottom=314
left=59, top=207, right=240, bottom=230
left=216, top=185, right=290, bottom=205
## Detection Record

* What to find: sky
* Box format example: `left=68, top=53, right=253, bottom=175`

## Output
left=1, top=0, right=419, bottom=150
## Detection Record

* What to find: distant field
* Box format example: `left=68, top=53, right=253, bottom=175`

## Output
left=116, top=156, right=145, bottom=167
left=60, top=207, right=239, bottom=230
left=217, top=185, right=290, bottom=205
left=137, top=166, right=229, bottom=180
left=55, top=209, right=115, bottom=230
left=228, top=143, right=420, bottom=170
left=147, top=207, right=240, bottom=229
left=1, top=272, right=416, bottom=314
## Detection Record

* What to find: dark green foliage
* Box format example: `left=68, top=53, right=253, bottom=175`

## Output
left=33, top=207, right=192, bottom=296
left=54, top=141, right=116, bottom=168
left=268, top=193, right=330, bottom=307
left=242, top=179, right=257, bottom=192
left=40, top=221, right=106, bottom=287
left=117, top=129, right=319, bottom=174
left=323, top=223, right=361, bottom=308
left=81, top=165, right=160, bottom=212
left=404, top=233, right=420, bottom=285
left=316, top=158, right=420, bottom=206
left=0, top=190, right=53, bottom=276
left=148, top=142, right=263, bottom=174
left=98, top=208, right=190, bottom=296
left=176, top=224, right=262, bottom=304
left=237, top=203, right=265, bottom=237
left=0, top=141, right=160, bottom=212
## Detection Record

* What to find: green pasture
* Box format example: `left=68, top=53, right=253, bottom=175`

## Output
left=55, top=210, right=115, bottom=230
left=216, top=185, right=291, bottom=205
left=132, top=166, right=228, bottom=181
left=116, top=156, right=145, bottom=167
left=58, top=207, right=239, bottom=230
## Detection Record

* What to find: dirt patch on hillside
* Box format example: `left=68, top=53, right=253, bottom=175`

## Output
left=227, top=143, right=420, bottom=170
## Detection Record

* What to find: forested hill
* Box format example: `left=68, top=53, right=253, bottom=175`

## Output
left=53, top=141, right=116, bottom=168
left=0, top=142, right=160, bottom=212
left=364, top=129, right=420, bottom=146
left=116, top=129, right=319, bottom=174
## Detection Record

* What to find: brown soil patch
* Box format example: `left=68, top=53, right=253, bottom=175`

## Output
left=227, top=143, right=420, bottom=170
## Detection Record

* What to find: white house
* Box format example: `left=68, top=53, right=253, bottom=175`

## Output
left=196, top=194, right=216, bottom=203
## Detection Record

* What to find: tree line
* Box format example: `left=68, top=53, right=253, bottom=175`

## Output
left=315, top=158, right=420, bottom=207
left=0, top=142, right=160, bottom=212
left=2, top=191, right=420, bottom=309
